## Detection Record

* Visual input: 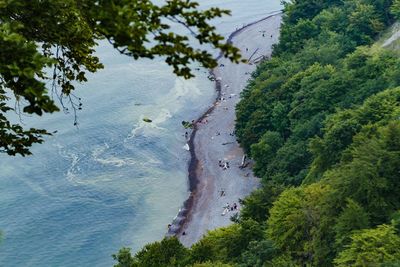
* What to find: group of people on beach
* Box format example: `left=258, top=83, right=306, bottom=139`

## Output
left=221, top=202, right=238, bottom=216
left=218, top=160, right=230, bottom=170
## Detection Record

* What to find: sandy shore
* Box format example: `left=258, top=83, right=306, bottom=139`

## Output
left=168, top=12, right=282, bottom=246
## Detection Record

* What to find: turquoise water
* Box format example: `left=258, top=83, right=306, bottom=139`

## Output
left=0, top=1, right=281, bottom=266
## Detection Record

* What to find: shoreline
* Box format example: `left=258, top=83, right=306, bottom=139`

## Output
left=166, top=11, right=282, bottom=240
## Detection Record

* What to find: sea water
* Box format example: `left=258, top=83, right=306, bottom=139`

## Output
left=0, top=1, right=281, bottom=266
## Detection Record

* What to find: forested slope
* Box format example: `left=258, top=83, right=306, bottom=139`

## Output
left=113, top=0, right=400, bottom=266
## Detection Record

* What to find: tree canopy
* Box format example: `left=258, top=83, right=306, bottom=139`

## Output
left=0, top=0, right=241, bottom=156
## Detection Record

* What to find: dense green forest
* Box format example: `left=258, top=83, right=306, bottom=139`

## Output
left=114, top=0, right=400, bottom=266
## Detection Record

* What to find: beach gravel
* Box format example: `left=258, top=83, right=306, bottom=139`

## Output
left=179, top=13, right=282, bottom=247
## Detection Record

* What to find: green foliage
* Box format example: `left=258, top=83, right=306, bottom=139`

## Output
left=191, top=0, right=400, bottom=265
left=238, top=240, right=277, bottom=267
left=334, top=225, right=400, bottom=266
left=307, top=87, right=400, bottom=182
left=113, top=247, right=135, bottom=267
left=281, top=0, right=338, bottom=24
left=251, top=131, right=283, bottom=177
left=191, top=262, right=233, bottom=267
left=391, top=211, right=400, bottom=232
left=345, top=0, right=385, bottom=44
left=274, top=18, right=319, bottom=55
left=236, top=0, right=400, bottom=186
left=190, top=220, right=263, bottom=264
left=392, top=0, right=400, bottom=19
left=274, top=0, right=342, bottom=55
left=265, top=254, right=300, bottom=267
left=382, top=262, right=400, bottom=267
left=0, top=0, right=241, bottom=156
left=113, top=237, right=189, bottom=267
left=239, top=182, right=285, bottom=223
left=264, top=120, right=400, bottom=264
left=325, top=122, right=400, bottom=225
left=333, top=199, right=370, bottom=250
left=267, top=183, right=336, bottom=266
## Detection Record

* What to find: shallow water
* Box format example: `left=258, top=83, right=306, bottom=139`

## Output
left=0, top=1, right=281, bottom=266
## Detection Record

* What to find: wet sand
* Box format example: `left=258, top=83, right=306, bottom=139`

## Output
left=173, top=12, right=282, bottom=247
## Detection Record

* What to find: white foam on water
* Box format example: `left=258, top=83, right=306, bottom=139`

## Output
left=129, top=111, right=170, bottom=137
left=128, top=77, right=203, bottom=138
left=63, top=150, right=83, bottom=185
left=92, top=143, right=138, bottom=168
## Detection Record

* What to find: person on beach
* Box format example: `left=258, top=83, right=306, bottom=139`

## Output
left=219, top=160, right=226, bottom=169
left=222, top=203, right=232, bottom=216
left=220, top=190, right=225, bottom=197
left=221, top=207, right=229, bottom=216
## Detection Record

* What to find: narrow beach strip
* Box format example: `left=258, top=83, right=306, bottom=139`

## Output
left=167, top=11, right=283, bottom=246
